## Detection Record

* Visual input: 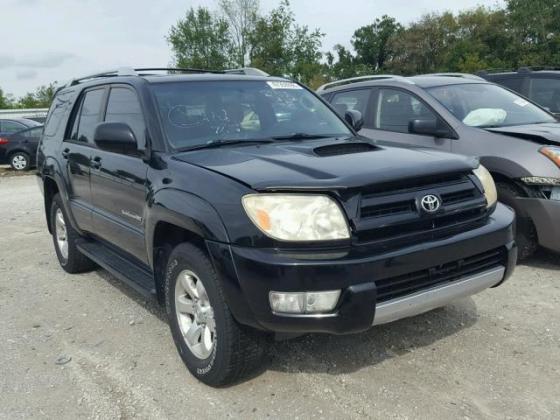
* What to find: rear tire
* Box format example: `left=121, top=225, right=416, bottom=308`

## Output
left=50, top=194, right=96, bottom=273
left=496, top=182, right=538, bottom=260
left=10, top=152, right=30, bottom=171
left=165, top=242, right=267, bottom=386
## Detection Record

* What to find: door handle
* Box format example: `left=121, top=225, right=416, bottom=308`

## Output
left=61, top=148, right=70, bottom=159
left=91, top=156, right=102, bottom=169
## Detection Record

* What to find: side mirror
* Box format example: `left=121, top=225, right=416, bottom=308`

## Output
left=409, top=119, right=453, bottom=138
left=344, top=110, right=364, bottom=132
left=94, top=122, right=138, bottom=154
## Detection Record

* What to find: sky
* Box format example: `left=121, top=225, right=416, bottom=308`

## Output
left=1, top=0, right=504, bottom=98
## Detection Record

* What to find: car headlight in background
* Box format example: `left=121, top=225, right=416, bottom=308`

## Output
left=242, top=194, right=350, bottom=241
left=473, top=164, right=498, bottom=208
left=540, top=146, right=560, bottom=168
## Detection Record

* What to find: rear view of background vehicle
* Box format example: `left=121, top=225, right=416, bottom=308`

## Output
left=478, top=67, right=560, bottom=116
left=319, top=74, right=560, bottom=258
left=0, top=125, right=43, bottom=171
left=37, top=67, right=516, bottom=386
left=0, top=118, right=41, bottom=136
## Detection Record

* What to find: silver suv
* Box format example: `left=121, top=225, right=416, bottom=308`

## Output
left=319, top=74, right=560, bottom=259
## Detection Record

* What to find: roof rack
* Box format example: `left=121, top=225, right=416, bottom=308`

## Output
left=317, top=74, right=413, bottom=92
left=421, top=72, right=485, bottom=81
left=477, top=66, right=560, bottom=76
left=60, top=66, right=270, bottom=91
left=224, top=67, right=269, bottom=76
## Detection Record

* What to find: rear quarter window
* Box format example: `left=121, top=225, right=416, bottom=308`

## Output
left=44, top=91, right=73, bottom=138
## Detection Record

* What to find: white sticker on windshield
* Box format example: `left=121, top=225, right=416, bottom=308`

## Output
left=266, top=81, right=302, bottom=90
left=514, top=98, right=529, bottom=107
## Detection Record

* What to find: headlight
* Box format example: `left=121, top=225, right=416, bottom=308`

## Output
left=473, top=165, right=497, bottom=208
left=540, top=146, right=560, bottom=168
left=242, top=194, right=350, bottom=241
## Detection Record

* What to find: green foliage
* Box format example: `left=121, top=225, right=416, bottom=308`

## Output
left=0, top=83, right=56, bottom=109
left=219, top=0, right=259, bottom=67
left=167, top=7, right=234, bottom=69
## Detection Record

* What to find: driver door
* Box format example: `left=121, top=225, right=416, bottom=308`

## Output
left=360, top=87, right=453, bottom=151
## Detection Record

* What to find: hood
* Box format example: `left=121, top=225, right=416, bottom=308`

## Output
left=486, top=122, right=560, bottom=145
left=173, top=138, right=478, bottom=190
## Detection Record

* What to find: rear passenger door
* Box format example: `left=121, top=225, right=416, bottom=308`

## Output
left=62, top=87, right=106, bottom=232
left=362, top=87, right=453, bottom=151
left=89, top=85, right=149, bottom=264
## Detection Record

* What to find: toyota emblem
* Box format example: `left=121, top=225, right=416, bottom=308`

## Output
left=420, top=194, right=441, bottom=213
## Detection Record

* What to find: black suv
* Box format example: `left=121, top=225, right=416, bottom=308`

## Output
left=37, top=67, right=516, bottom=386
left=478, top=67, right=560, bottom=117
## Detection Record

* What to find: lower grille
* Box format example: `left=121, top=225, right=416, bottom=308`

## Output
left=375, top=247, right=506, bottom=303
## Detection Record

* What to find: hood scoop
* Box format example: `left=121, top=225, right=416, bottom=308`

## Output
left=314, top=142, right=377, bottom=157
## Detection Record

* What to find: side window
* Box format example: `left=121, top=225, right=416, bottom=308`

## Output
left=1, top=120, right=26, bottom=134
left=104, top=87, right=146, bottom=149
left=374, top=89, right=437, bottom=134
left=529, top=78, right=560, bottom=113
left=331, top=89, right=371, bottom=118
left=495, top=77, right=523, bottom=93
left=24, top=127, right=43, bottom=138
left=70, top=88, right=105, bottom=143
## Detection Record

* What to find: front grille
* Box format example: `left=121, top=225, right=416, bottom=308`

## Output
left=376, top=247, right=506, bottom=303
left=355, top=172, right=488, bottom=247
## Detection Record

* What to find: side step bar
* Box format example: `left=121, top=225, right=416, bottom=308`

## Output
left=76, top=239, right=156, bottom=298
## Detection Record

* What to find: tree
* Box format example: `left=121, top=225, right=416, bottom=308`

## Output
left=249, top=1, right=324, bottom=84
left=167, top=7, right=233, bottom=70
left=351, top=16, right=403, bottom=71
left=219, top=0, right=259, bottom=67
left=0, top=87, right=14, bottom=109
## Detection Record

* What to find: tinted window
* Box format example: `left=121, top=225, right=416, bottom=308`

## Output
left=529, top=78, right=560, bottom=113
left=495, top=77, right=524, bottom=93
left=104, top=87, right=145, bottom=147
left=72, top=89, right=104, bottom=143
left=331, top=89, right=370, bottom=117
left=151, top=80, right=350, bottom=149
left=22, top=127, right=43, bottom=138
left=1, top=120, right=26, bottom=134
left=428, top=83, right=556, bottom=128
left=374, top=89, right=437, bottom=133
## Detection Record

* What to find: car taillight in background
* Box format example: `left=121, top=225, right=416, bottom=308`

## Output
left=0, top=137, right=9, bottom=145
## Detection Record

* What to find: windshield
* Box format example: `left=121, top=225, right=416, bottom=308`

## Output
left=427, top=83, right=556, bottom=128
left=151, top=80, right=351, bottom=150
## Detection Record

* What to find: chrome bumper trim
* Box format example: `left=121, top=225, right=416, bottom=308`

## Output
left=372, top=266, right=505, bottom=326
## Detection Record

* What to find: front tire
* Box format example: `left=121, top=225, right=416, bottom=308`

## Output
left=50, top=194, right=96, bottom=273
left=10, top=152, right=30, bottom=171
left=165, top=243, right=267, bottom=386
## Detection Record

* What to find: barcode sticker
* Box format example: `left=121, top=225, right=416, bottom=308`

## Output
left=266, top=81, right=302, bottom=90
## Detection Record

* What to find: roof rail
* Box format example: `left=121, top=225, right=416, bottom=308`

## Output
left=60, top=66, right=269, bottom=91
left=518, top=66, right=560, bottom=73
left=317, top=74, right=412, bottom=92
left=224, top=67, right=269, bottom=76
left=421, top=72, right=485, bottom=81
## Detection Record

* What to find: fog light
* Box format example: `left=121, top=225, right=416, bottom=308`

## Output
left=269, top=290, right=341, bottom=314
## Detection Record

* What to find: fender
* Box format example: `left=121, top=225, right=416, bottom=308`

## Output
left=145, top=188, right=230, bottom=268
left=40, top=156, right=85, bottom=236
left=479, top=155, right=532, bottom=180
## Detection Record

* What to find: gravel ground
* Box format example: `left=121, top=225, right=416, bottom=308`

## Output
left=1, top=174, right=559, bottom=420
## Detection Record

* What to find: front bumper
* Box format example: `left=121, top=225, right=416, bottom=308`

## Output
left=208, top=203, right=516, bottom=335
left=517, top=197, right=560, bottom=253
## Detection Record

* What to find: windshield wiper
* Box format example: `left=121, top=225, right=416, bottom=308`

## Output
left=271, top=133, right=334, bottom=141
left=177, top=138, right=275, bottom=152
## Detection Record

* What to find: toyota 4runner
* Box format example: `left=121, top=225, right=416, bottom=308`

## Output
left=37, top=67, right=516, bottom=386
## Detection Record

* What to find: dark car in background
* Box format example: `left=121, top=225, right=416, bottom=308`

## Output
left=319, top=74, right=560, bottom=258
left=0, top=125, right=43, bottom=171
left=0, top=118, right=42, bottom=136
left=478, top=67, right=560, bottom=117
